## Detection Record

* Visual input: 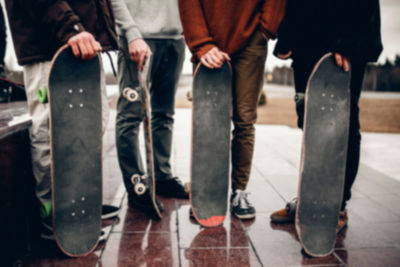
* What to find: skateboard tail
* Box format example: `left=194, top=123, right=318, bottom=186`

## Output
left=197, top=216, right=226, bottom=227
left=295, top=222, right=336, bottom=257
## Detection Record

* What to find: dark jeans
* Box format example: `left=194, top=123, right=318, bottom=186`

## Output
left=0, top=3, right=6, bottom=66
left=292, top=52, right=366, bottom=210
left=116, top=37, right=185, bottom=194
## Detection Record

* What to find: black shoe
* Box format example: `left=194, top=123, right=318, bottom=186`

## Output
left=128, top=191, right=164, bottom=213
left=101, top=204, right=120, bottom=220
left=156, top=177, right=189, bottom=199
left=231, top=190, right=256, bottom=220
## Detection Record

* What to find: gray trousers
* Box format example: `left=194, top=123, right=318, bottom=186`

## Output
left=115, top=37, right=185, bottom=194
left=23, top=60, right=109, bottom=208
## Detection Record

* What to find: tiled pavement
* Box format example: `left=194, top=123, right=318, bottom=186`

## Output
left=22, top=104, right=400, bottom=266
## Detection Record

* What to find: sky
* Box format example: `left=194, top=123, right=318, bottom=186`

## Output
left=2, top=0, right=400, bottom=74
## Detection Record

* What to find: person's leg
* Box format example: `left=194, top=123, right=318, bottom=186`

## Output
left=340, top=58, right=366, bottom=211
left=147, top=38, right=188, bottom=198
left=270, top=51, right=324, bottom=223
left=115, top=37, right=145, bottom=194
left=0, top=4, right=7, bottom=76
left=230, top=29, right=267, bottom=219
left=23, top=61, right=52, bottom=237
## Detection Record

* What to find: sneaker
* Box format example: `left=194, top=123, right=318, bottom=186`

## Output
left=128, top=191, right=164, bottom=213
left=231, top=190, right=255, bottom=220
left=337, top=209, right=348, bottom=233
left=270, top=198, right=297, bottom=223
left=101, top=204, right=120, bottom=220
left=156, top=177, right=189, bottom=199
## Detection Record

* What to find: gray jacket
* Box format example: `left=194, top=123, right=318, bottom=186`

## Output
left=110, top=0, right=183, bottom=42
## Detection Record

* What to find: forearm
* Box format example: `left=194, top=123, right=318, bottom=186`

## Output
left=260, top=0, right=287, bottom=39
left=178, top=0, right=215, bottom=60
left=110, top=0, right=141, bottom=43
left=28, top=0, right=84, bottom=43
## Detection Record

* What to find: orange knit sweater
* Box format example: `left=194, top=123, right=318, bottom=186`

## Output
left=179, top=0, right=287, bottom=62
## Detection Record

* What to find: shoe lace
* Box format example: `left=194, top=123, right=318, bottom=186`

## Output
left=232, top=191, right=251, bottom=209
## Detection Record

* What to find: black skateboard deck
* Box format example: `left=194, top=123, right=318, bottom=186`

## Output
left=121, top=56, right=162, bottom=219
left=296, top=53, right=351, bottom=257
left=190, top=62, right=232, bottom=227
left=48, top=45, right=103, bottom=256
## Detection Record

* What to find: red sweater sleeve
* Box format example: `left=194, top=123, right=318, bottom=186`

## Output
left=260, top=0, right=287, bottom=39
left=178, top=0, right=216, bottom=61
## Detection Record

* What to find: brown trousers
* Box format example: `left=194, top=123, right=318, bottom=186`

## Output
left=230, top=29, right=267, bottom=190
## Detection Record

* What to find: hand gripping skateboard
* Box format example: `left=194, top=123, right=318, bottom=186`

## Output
left=190, top=61, right=232, bottom=227
left=296, top=53, right=351, bottom=257
left=45, top=45, right=103, bottom=256
left=121, top=56, right=162, bottom=219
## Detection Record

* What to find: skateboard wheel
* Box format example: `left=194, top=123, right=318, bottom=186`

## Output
left=186, top=90, right=193, bottom=101
left=131, top=174, right=141, bottom=185
left=37, top=86, right=48, bottom=103
left=134, top=183, right=146, bottom=196
left=41, top=201, right=52, bottom=218
left=123, top=87, right=139, bottom=102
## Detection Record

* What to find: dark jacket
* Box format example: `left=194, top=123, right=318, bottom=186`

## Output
left=274, top=0, right=383, bottom=62
left=5, top=0, right=118, bottom=65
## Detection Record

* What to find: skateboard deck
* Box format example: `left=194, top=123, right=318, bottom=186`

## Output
left=190, top=62, right=232, bottom=227
left=122, top=56, right=162, bottom=219
left=296, top=53, right=351, bottom=256
left=48, top=45, right=103, bottom=256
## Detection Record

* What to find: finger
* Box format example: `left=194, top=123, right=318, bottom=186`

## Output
left=69, top=42, right=80, bottom=58
left=335, top=53, right=343, bottom=68
left=221, top=52, right=231, bottom=61
left=209, top=52, right=223, bottom=67
left=206, top=54, right=220, bottom=68
left=212, top=49, right=224, bottom=63
left=200, top=57, right=213, bottom=69
left=90, top=37, right=101, bottom=53
left=86, top=38, right=97, bottom=60
left=77, top=39, right=90, bottom=60
left=138, top=52, right=146, bottom=71
left=343, top=57, right=350, bottom=72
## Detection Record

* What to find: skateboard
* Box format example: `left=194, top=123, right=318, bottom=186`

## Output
left=190, top=61, right=232, bottom=227
left=121, top=55, right=162, bottom=219
left=296, top=53, right=351, bottom=257
left=45, top=45, right=103, bottom=256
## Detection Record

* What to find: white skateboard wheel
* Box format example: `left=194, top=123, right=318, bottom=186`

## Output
left=131, top=174, right=141, bottom=185
left=134, top=183, right=146, bottom=195
left=123, top=87, right=139, bottom=102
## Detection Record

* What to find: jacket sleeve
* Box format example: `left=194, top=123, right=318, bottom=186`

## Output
left=273, top=0, right=295, bottom=57
left=110, top=0, right=141, bottom=43
left=330, top=0, right=379, bottom=58
left=260, top=0, right=287, bottom=39
left=25, top=0, right=85, bottom=44
left=178, top=0, right=216, bottom=61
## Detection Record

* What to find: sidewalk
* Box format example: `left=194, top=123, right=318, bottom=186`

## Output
left=22, top=107, right=400, bottom=266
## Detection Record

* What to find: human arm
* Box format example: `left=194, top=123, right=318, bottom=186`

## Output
left=110, top=0, right=151, bottom=70
left=26, top=0, right=101, bottom=60
left=260, top=0, right=287, bottom=40
left=178, top=0, right=217, bottom=62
